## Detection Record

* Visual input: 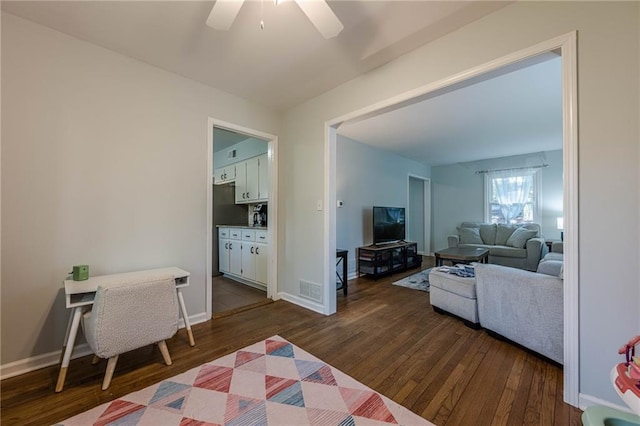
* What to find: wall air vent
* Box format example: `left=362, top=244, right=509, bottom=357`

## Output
left=299, top=280, right=323, bottom=303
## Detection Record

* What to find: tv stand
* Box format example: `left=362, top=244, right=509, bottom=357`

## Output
left=357, top=241, right=421, bottom=279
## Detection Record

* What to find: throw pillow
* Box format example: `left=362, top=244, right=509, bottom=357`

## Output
left=495, top=224, right=516, bottom=245
left=506, top=227, right=538, bottom=248
left=479, top=224, right=497, bottom=245
left=457, top=227, right=483, bottom=245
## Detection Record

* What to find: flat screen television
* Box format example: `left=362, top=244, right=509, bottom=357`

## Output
left=373, top=206, right=406, bottom=244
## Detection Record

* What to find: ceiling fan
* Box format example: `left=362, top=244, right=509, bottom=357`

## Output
left=206, top=0, right=344, bottom=39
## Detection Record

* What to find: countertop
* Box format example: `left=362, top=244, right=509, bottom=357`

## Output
left=216, top=225, right=268, bottom=230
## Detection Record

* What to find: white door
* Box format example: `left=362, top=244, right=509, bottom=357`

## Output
left=255, top=243, right=268, bottom=284
left=229, top=240, right=242, bottom=275
left=219, top=238, right=230, bottom=273
left=241, top=243, right=256, bottom=280
left=258, top=154, right=268, bottom=200
left=245, top=157, right=259, bottom=202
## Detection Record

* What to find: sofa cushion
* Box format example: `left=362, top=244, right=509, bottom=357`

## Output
left=506, top=227, right=538, bottom=248
left=495, top=224, right=516, bottom=245
left=429, top=269, right=477, bottom=299
left=489, top=245, right=527, bottom=258
left=537, top=259, right=564, bottom=277
left=479, top=224, right=497, bottom=245
left=457, top=227, right=483, bottom=245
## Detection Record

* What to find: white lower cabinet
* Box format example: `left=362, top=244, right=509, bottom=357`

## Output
left=229, top=240, right=241, bottom=276
left=219, top=238, right=230, bottom=273
left=218, top=227, right=268, bottom=288
left=255, top=242, right=268, bottom=285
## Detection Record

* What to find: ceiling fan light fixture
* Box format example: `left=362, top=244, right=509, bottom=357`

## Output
left=206, top=0, right=343, bottom=39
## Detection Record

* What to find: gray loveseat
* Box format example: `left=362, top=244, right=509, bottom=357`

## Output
left=448, top=222, right=546, bottom=271
left=475, top=263, right=563, bottom=364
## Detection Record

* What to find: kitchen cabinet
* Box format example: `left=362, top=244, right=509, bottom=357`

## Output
left=219, top=238, right=230, bottom=273
left=214, top=165, right=236, bottom=185
left=255, top=232, right=268, bottom=285
left=219, top=228, right=242, bottom=275
left=258, top=154, right=268, bottom=201
left=235, top=154, right=268, bottom=204
left=218, top=227, right=268, bottom=288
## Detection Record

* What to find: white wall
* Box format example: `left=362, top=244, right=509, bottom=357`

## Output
left=431, top=163, right=484, bottom=251
left=431, top=149, right=563, bottom=250
left=213, top=136, right=268, bottom=169
left=280, top=2, right=639, bottom=406
left=336, top=135, right=430, bottom=275
left=1, top=13, right=280, bottom=364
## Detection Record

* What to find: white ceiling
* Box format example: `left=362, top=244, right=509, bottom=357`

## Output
left=1, top=0, right=509, bottom=111
left=3, top=1, right=559, bottom=166
left=338, top=55, right=563, bottom=166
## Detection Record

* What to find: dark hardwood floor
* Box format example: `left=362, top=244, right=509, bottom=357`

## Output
left=1, top=258, right=582, bottom=425
left=212, top=275, right=268, bottom=316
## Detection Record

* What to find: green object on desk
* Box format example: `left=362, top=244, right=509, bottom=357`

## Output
left=72, top=265, right=89, bottom=281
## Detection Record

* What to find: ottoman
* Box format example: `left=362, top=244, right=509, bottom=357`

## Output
left=429, top=269, right=479, bottom=328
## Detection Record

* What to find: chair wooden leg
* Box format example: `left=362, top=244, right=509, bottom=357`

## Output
left=102, top=355, right=119, bottom=390
left=158, top=341, right=172, bottom=366
left=91, top=355, right=100, bottom=365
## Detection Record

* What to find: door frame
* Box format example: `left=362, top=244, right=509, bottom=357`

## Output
left=206, top=118, right=279, bottom=319
left=324, top=32, right=579, bottom=405
left=407, top=174, right=431, bottom=255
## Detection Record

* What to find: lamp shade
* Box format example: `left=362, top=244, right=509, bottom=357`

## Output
left=557, top=217, right=564, bottom=230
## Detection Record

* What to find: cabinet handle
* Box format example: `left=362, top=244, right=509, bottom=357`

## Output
left=250, top=247, right=254, bottom=254
left=242, top=192, right=246, bottom=199
left=246, top=192, right=250, bottom=198
left=229, top=243, right=232, bottom=249
left=225, top=242, right=228, bottom=249
left=255, top=247, right=260, bottom=255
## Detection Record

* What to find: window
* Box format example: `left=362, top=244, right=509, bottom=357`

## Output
left=484, top=169, right=541, bottom=224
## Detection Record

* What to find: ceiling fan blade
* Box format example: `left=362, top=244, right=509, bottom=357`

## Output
left=294, top=0, right=344, bottom=39
left=206, top=0, right=245, bottom=31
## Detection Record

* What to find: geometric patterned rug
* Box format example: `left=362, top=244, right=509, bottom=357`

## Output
left=392, top=268, right=432, bottom=292
left=57, top=335, right=433, bottom=425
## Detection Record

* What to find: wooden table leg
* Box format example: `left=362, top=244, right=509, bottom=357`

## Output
left=55, top=307, right=83, bottom=392
left=176, top=289, right=195, bottom=346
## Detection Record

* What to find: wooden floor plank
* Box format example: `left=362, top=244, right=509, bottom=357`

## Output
left=0, top=259, right=582, bottom=425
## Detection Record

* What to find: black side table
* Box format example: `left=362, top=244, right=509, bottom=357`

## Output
left=336, top=249, right=348, bottom=295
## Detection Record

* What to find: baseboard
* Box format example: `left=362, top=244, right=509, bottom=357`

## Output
left=0, top=343, right=93, bottom=380
left=0, top=311, right=208, bottom=381
left=277, top=292, right=325, bottom=315
left=579, top=392, right=635, bottom=414
left=178, top=311, right=209, bottom=328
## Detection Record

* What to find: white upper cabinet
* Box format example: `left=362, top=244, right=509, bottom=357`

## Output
left=213, top=165, right=236, bottom=185
left=258, top=154, right=268, bottom=201
left=235, top=154, right=268, bottom=204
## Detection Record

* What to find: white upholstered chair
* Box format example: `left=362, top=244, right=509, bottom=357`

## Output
left=81, top=275, right=179, bottom=390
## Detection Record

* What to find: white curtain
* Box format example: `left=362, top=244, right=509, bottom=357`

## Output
left=489, top=169, right=536, bottom=223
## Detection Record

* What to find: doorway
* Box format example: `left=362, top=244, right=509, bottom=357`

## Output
left=206, top=118, right=279, bottom=319
left=408, top=175, right=431, bottom=255
left=324, top=33, right=578, bottom=405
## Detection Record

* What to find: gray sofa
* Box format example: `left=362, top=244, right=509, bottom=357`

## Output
left=448, top=222, right=546, bottom=271
left=475, top=263, right=563, bottom=364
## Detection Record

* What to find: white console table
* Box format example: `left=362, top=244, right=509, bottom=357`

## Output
left=55, top=267, right=194, bottom=392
